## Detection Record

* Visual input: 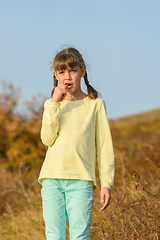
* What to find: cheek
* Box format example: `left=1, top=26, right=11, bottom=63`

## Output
left=59, top=79, right=64, bottom=84
left=77, top=79, right=81, bottom=87
left=57, top=76, right=63, bottom=83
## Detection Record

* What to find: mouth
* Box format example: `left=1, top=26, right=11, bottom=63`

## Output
left=65, top=83, right=73, bottom=89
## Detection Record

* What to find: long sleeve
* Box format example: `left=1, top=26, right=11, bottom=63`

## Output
left=95, top=100, right=115, bottom=189
left=40, top=99, right=60, bottom=147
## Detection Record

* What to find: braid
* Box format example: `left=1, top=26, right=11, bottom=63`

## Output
left=51, top=74, right=58, bottom=97
left=84, top=71, right=100, bottom=99
left=84, top=71, right=89, bottom=86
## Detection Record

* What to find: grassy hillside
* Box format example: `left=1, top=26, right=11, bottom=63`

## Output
left=0, top=84, right=159, bottom=239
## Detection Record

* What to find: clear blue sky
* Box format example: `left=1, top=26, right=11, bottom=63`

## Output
left=0, top=0, right=160, bottom=118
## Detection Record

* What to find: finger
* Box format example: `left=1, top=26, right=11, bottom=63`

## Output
left=57, top=84, right=66, bottom=90
left=100, top=201, right=108, bottom=211
left=100, top=200, right=109, bottom=211
left=52, top=86, right=67, bottom=102
left=100, top=195, right=105, bottom=203
left=62, top=92, right=67, bottom=98
left=57, top=86, right=67, bottom=94
left=60, top=83, right=66, bottom=87
left=100, top=196, right=110, bottom=211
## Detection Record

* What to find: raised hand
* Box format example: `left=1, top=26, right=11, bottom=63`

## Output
left=51, top=84, right=67, bottom=102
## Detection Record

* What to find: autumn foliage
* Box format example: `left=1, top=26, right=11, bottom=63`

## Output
left=0, top=82, right=159, bottom=239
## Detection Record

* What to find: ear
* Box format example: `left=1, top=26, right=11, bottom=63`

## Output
left=54, top=70, right=59, bottom=81
left=81, top=66, right=86, bottom=78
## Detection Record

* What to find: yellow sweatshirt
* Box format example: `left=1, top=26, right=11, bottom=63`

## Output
left=38, top=96, right=115, bottom=189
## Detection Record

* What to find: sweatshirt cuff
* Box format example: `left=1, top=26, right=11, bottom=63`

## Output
left=48, top=101, right=60, bottom=110
left=101, top=183, right=112, bottom=190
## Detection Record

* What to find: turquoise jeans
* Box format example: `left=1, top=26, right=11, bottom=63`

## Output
left=41, top=179, right=94, bottom=240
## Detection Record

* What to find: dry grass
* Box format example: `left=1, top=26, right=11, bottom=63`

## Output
left=0, top=206, right=45, bottom=240
left=91, top=175, right=160, bottom=239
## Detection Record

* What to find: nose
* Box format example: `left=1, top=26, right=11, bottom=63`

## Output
left=65, top=71, right=71, bottom=80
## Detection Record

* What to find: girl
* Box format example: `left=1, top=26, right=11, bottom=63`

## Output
left=39, top=47, right=115, bottom=240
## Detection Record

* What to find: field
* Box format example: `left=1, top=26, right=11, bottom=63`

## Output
left=0, top=82, right=159, bottom=239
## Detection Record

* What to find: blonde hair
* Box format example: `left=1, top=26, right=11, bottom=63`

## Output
left=51, top=47, right=100, bottom=99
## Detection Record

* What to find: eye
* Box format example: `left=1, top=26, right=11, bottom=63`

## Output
left=58, top=71, right=64, bottom=74
left=71, top=69, right=76, bottom=72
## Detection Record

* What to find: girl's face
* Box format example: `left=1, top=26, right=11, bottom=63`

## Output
left=55, top=65, right=85, bottom=96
